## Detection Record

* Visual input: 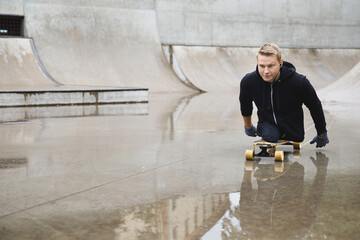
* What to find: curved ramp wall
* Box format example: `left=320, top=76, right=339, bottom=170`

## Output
left=23, top=3, right=192, bottom=92
left=319, top=61, right=360, bottom=103
left=281, top=49, right=360, bottom=90
left=171, top=46, right=257, bottom=92
left=0, top=38, right=58, bottom=89
left=170, top=46, right=360, bottom=92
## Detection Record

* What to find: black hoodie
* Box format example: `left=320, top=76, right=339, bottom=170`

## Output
left=239, top=61, right=327, bottom=142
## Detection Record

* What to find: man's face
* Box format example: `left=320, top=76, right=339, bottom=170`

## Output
left=257, top=54, right=283, bottom=83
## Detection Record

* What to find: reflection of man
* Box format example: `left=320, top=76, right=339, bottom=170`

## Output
left=239, top=153, right=328, bottom=239
left=239, top=43, right=329, bottom=147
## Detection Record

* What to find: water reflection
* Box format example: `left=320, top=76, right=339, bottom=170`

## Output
left=114, top=153, right=329, bottom=240
left=114, top=194, right=229, bottom=240
left=221, top=152, right=328, bottom=239
left=0, top=152, right=350, bottom=240
left=0, top=158, right=27, bottom=169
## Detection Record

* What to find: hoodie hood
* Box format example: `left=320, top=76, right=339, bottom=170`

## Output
left=280, top=61, right=296, bottom=80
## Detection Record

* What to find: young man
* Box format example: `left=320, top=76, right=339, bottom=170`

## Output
left=239, top=43, right=329, bottom=147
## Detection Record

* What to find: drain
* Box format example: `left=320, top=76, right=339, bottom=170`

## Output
left=0, top=15, right=24, bottom=37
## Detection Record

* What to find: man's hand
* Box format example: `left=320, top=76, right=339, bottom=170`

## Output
left=245, top=125, right=257, bottom=137
left=310, top=132, right=329, bottom=148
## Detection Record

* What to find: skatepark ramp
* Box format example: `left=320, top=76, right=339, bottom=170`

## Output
left=0, top=37, right=148, bottom=107
left=0, top=3, right=196, bottom=106
left=1, top=1, right=360, bottom=106
left=168, top=46, right=360, bottom=92
left=319, top=61, right=360, bottom=103
left=0, top=37, right=59, bottom=88
left=23, top=3, right=192, bottom=93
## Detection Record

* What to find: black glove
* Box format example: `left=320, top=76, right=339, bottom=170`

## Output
left=310, top=132, right=329, bottom=148
left=245, top=125, right=257, bottom=137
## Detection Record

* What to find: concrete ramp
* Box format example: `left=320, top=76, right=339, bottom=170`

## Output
left=0, top=37, right=148, bottom=107
left=0, top=37, right=58, bottom=89
left=24, top=3, right=191, bottom=92
left=319, top=61, right=360, bottom=103
left=282, top=49, right=360, bottom=89
left=172, top=46, right=360, bottom=92
left=315, top=49, right=360, bottom=79
left=172, top=46, right=252, bottom=92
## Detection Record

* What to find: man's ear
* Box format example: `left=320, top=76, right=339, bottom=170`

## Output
left=280, top=58, right=284, bottom=66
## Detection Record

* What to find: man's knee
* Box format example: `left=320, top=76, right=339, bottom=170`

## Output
left=257, top=122, right=280, bottom=142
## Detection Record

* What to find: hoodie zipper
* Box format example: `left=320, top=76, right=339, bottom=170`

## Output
left=271, top=84, right=278, bottom=125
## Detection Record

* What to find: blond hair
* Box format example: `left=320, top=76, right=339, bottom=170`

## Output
left=257, top=43, right=282, bottom=62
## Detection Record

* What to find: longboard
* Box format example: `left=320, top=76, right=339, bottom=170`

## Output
left=245, top=139, right=301, bottom=162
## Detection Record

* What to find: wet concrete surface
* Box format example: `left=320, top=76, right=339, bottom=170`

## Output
left=0, top=92, right=359, bottom=240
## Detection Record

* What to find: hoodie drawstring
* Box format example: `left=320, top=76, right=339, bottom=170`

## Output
left=262, top=83, right=268, bottom=110
left=276, top=83, right=281, bottom=111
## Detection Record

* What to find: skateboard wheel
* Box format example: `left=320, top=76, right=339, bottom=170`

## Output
left=274, top=150, right=284, bottom=162
left=293, top=149, right=301, bottom=158
left=245, top=161, right=254, bottom=171
left=274, top=162, right=284, bottom=172
left=245, top=149, right=254, bottom=160
left=293, top=142, right=301, bottom=149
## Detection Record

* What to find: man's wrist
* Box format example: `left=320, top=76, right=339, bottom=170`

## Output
left=318, top=131, right=327, bottom=139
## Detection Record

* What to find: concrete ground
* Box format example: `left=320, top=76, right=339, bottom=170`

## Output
left=0, top=92, right=359, bottom=240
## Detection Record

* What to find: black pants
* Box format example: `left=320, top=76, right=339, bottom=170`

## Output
left=257, top=122, right=283, bottom=142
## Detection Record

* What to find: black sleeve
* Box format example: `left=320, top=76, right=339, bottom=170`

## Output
left=239, top=77, right=253, bottom=117
left=302, top=78, right=327, bottom=135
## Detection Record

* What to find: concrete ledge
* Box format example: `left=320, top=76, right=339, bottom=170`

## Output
left=0, top=88, right=148, bottom=107
left=0, top=103, right=148, bottom=122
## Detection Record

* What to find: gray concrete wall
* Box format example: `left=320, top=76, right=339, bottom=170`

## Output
left=156, top=0, right=360, bottom=48
left=0, top=0, right=23, bottom=15
left=1, top=0, right=359, bottom=48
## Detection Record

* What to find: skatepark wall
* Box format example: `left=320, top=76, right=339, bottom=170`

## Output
left=2, top=0, right=359, bottom=49
left=0, top=0, right=360, bottom=94
left=156, top=0, right=360, bottom=49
